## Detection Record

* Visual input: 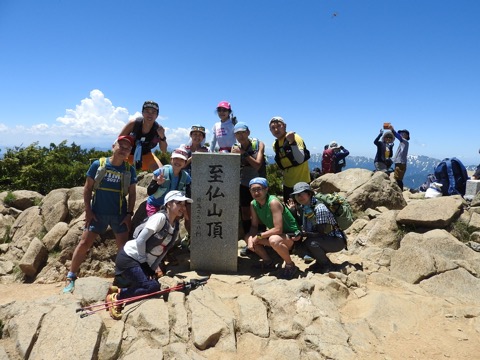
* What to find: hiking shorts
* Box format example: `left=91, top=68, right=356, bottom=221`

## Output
left=88, top=213, right=128, bottom=234
left=127, top=152, right=162, bottom=172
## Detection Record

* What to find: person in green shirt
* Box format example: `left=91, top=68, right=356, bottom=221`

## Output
left=245, top=177, right=302, bottom=280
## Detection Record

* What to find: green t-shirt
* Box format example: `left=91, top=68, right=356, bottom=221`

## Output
left=252, top=194, right=299, bottom=233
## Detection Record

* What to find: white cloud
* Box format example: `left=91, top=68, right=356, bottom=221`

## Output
left=0, top=90, right=207, bottom=149
left=55, top=89, right=129, bottom=137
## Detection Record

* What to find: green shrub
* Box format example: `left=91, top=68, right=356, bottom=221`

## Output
left=3, top=191, right=16, bottom=206
left=1, top=225, right=11, bottom=244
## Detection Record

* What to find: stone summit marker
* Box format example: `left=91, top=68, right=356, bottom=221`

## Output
left=190, top=152, right=240, bottom=273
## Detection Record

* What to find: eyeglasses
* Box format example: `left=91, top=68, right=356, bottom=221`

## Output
left=191, top=126, right=205, bottom=132
left=249, top=187, right=265, bottom=193
left=217, top=108, right=229, bottom=113
left=173, top=200, right=186, bottom=205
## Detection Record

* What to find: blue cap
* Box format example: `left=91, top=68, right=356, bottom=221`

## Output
left=234, top=122, right=249, bottom=133
left=249, top=177, right=268, bottom=188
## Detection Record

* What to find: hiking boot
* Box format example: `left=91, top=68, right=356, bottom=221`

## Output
left=106, top=293, right=124, bottom=320
left=280, top=263, right=298, bottom=280
left=62, top=275, right=77, bottom=294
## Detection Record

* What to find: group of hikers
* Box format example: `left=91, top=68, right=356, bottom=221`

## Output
left=62, top=100, right=411, bottom=320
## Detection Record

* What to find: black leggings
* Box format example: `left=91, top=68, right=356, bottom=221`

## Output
left=304, top=235, right=345, bottom=265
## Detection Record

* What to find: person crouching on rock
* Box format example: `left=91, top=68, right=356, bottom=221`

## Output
left=245, top=177, right=302, bottom=280
left=106, top=190, right=193, bottom=320
left=290, top=182, right=346, bottom=274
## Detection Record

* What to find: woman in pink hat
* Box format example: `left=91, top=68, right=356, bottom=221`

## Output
left=209, top=101, right=237, bottom=152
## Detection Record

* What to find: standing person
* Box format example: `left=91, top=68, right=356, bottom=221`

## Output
left=63, top=135, right=138, bottom=293
left=388, top=124, right=410, bottom=190
left=146, top=148, right=191, bottom=217
left=321, top=141, right=337, bottom=174
left=230, top=122, right=267, bottom=235
left=245, top=177, right=302, bottom=280
left=181, top=124, right=210, bottom=176
left=209, top=101, right=237, bottom=152
left=269, top=116, right=311, bottom=203
left=333, top=144, right=350, bottom=173
left=106, top=190, right=192, bottom=320
left=290, top=182, right=346, bottom=273
left=119, top=100, right=167, bottom=171
left=373, top=129, right=395, bottom=172
left=179, top=125, right=209, bottom=247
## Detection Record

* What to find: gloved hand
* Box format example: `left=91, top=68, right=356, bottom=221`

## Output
left=379, top=129, right=384, bottom=134
left=140, top=262, right=156, bottom=277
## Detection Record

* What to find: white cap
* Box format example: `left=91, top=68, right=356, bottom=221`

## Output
left=164, top=190, right=193, bottom=204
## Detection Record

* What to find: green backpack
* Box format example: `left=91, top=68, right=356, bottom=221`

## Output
left=315, top=192, right=354, bottom=230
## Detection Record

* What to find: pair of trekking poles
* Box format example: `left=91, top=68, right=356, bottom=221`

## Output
left=76, top=276, right=209, bottom=318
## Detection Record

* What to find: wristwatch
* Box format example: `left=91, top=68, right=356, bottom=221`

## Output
left=159, top=136, right=166, bottom=141
left=126, top=211, right=134, bottom=215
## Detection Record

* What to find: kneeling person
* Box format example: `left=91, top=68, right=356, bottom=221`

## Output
left=290, top=182, right=346, bottom=273
left=106, top=190, right=193, bottom=320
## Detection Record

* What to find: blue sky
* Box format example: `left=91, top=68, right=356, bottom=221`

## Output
left=1, top=0, right=479, bottom=165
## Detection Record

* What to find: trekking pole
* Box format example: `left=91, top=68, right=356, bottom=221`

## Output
left=77, top=276, right=209, bottom=318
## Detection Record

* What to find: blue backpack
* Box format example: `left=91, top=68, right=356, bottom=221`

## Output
left=433, top=158, right=469, bottom=196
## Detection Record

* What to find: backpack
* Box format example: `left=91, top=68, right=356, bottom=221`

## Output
left=314, top=193, right=354, bottom=230
left=433, top=158, right=469, bottom=196
left=133, top=210, right=179, bottom=261
left=274, top=139, right=311, bottom=170
left=151, top=165, right=189, bottom=200
left=93, top=157, right=132, bottom=197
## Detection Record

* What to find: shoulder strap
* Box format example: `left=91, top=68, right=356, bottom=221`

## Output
left=121, top=161, right=132, bottom=196
left=444, top=159, right=458, bottom=195
left=93, top=157, right=107, bottom=190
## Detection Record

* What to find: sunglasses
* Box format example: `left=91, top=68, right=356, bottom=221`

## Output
left=217, top=108, right=229, bottom=113
left=249, top=187, right=265, bottom=193
left=191, top=126, right=205, bottom=132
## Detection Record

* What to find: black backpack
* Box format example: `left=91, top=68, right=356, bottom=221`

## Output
left=433, top=158, right=469, bottom=196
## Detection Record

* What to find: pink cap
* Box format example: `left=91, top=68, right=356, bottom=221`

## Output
left=217, top=101, right=231, bottom=110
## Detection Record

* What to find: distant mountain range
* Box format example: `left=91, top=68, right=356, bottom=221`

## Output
left=268, top=154, right=478, bottom=190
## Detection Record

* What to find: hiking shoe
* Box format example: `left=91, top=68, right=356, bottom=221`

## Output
left=240, top=246, right=253, bottom=257
left=280, top=263, right=298, bottom=280
left=180, top=234, right=190, bottom=249
left=303, top=254, right=314, bottom=264
left=106, top=293, right=124, bottom=320
left=62, top=276, right=77, bottom=294
left=107, top=285, right=119, bottom=295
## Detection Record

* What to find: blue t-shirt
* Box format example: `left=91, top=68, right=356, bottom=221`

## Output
left=146, top=166, right=191, bottom=207
left=86, top=158, right=137, bottom=215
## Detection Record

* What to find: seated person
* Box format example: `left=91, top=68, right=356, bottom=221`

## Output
left=245, top=177, right=302, bottom=280
left=106, top=190, right=193, bottom=320
left=290, top=182, right=346, bottom=273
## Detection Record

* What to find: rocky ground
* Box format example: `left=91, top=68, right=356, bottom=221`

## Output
left=1, top=245, right=479, bottom=360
